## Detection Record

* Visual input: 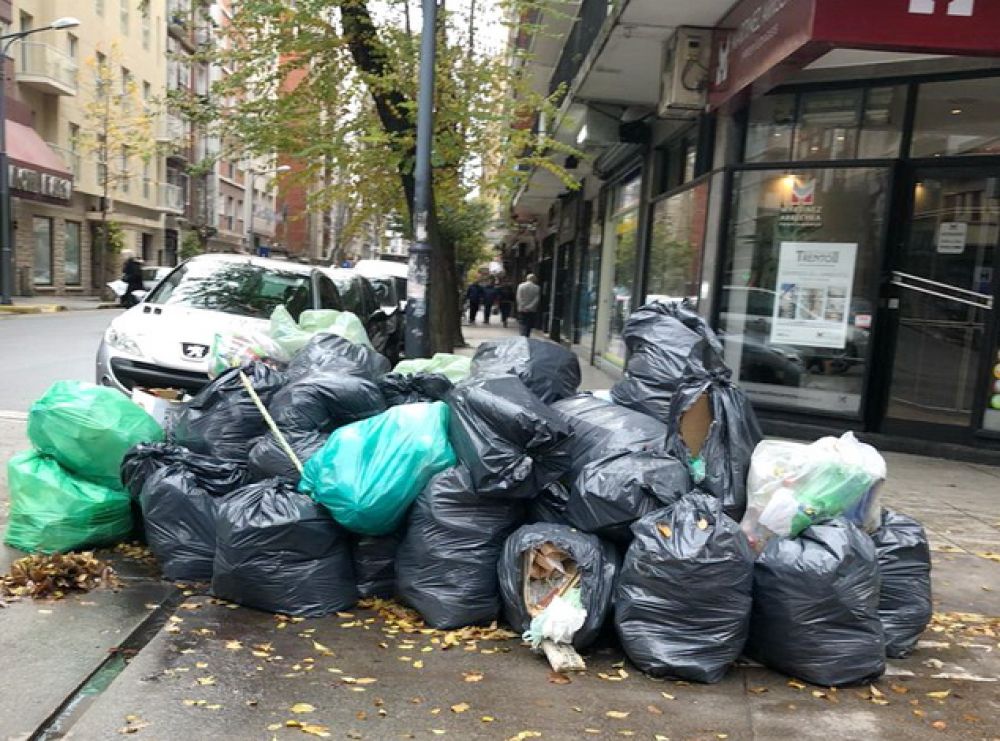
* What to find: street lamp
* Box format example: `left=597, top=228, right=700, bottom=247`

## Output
left=245, top=164, right=290, bottom=256
left=0, top=17, right=80, bottom=305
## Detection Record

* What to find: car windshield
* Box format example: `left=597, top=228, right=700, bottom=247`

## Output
left=146, top=259, right=314, bottom=320
left=330, top=274, right=363, bottom=314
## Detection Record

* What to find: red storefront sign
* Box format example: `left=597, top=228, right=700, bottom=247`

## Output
left=710, top=0, right=1000, bottom=110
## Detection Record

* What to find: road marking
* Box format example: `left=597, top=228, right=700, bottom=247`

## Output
left=0, top=410, right=28, bottom=421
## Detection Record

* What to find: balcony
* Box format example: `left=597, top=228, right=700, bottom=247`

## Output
left=18, top=42, right=78, bottom=96
left=157, top=182, right=186, bottom=213
left=46, top=143, right=81, bottom=178
left=548, top=0, right=609, bottom=99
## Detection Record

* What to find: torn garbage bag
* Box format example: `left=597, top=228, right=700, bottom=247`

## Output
left=567, top=451, right=690, bottom=542
left=268, top=372, right=386, bottom=434
left=665, top=376, right=761, bottom=522
left=248, top=430, right=327, bottom=483
left=28, top=380, right=164, bottom=489
left=471, top=337, right=581, bottom=403
left=611, top=302, right=727, bottom=421
left=353, top=532, right=401, bottom=599
left=5, top=450, right=133, bottom=554
left=446, top=376, right=572, bottom=499
left=396, top=466, right=524, bottom=629
left=394, top=353, right=472, bottom=383
left=614, top=493, right=754, bottom=683
left=138, top=455, right=252, bottom=580
left=498, top=523, right=618, bottom=651
left=551, top=394, right=668, bottom=475
left=299, top=401, right=455, bottom=536
left=285, top=334, right=390, bottom=382
left=378, top=373, right=454, bottom=407
left=212, top=480, right=358, bottom=616
left=746, top=518, right=885, bottom=687
left=171, top=363, right=286, bottom=462
left=872, top=509, right=932, bottom=659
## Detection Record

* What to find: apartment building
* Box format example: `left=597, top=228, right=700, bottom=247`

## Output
left=510, top=0, right=1000, bottom=457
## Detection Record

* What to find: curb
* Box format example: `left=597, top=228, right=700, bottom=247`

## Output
left=0, top=304, right=66, bottom=314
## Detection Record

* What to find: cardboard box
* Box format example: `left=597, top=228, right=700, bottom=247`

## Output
left=131, top=387, right=186, bottom=427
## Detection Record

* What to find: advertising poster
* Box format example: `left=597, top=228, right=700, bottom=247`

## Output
left=771, top=242, right=858, bottom=349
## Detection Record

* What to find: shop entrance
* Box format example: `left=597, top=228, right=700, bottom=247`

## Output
left=881, top=169, right=997, bottom=438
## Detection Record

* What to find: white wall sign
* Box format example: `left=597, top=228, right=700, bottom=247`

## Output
left=936, top=222, right=968, bottom=254
left=771, top=241, right=858, bottom=350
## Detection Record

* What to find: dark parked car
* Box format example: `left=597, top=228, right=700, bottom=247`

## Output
left=321, top=268, right=401, bottom=364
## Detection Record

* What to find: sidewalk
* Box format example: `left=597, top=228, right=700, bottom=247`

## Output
left=0, top=295, right=118, bottom=315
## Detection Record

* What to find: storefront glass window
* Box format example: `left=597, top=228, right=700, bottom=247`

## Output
left=65, top=221, right=81, bottom=286
left=645, top=180, right=709, bottom=307
left=912, top=76, right=1000, bottom=158
left=719, top=167, right=889, bottom=415
left=859, top=86, right=906, bottom=159
left=577, top=211, right=601, bottom=349
left=794, top=89, right=862, bottom=161
left=604, top=175, right=641, bottom=363
left=33, top=217, right=53, bottom=286
left=746, top=94, right=795, bottom=162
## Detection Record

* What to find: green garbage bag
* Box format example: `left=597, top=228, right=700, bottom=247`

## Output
left=269, top=306, right=372, bottom=356
left=393, top=353, right=472, bottom=383
left=299, top=401, right=456, bottom=536
left=4, top=450, right=133, bottom=553
left=28, top=381, right=164, bottom=489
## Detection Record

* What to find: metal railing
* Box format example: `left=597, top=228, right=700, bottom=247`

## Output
left=45, top=142, right=81, bottom=177
left=157, top=182, right=185, bottom=213
left=18, top=42, right=79, bottom=95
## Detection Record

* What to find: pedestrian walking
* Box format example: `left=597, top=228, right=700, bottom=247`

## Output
left=481, top=279, right=497, bottom=325
left=516, top=273, right=541, bottom=337
left=498, top=281, right=515, bottom=328
left=121, top=250, right=144, bottom=308
left=466, top=281, right=484, bottom=324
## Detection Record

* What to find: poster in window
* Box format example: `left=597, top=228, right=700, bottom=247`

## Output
left=770, top=242, right=858, bottom=350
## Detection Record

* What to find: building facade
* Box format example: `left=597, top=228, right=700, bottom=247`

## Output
left=510, top=0, right=1000, bottom=456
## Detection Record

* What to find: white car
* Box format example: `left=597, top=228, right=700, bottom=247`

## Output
left=96, top=254, right=344, bottom=394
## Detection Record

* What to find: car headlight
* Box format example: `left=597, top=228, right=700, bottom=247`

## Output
left=104, top=326, right=142, bottom=356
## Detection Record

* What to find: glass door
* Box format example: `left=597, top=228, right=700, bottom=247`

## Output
left=883, top=170, right=997, bottom=434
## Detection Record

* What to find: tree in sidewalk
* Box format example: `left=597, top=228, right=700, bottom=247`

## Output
left=207, top=0, right=577, bottom=352
left=74, top=43, right=156, bottom=288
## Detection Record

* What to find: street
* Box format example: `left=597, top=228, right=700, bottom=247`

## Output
left=0, top=310, right=121, bottom=412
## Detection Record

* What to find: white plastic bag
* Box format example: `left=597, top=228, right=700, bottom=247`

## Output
left=523, top=593, right=588, bottom=649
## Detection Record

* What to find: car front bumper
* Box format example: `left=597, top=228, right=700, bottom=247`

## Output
left=96, top=339, right=211, bottom=395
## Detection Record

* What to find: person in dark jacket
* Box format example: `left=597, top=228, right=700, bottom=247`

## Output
left=121, top=250, right=144, bottom=308
left=481, top=279, right=497, bottom=324
left=497, top=281, right=515, bottom=328
left=466, top=281, right=483, bottom=324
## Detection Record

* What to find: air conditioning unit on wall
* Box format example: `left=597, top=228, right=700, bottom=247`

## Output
left=658, top=26, right=713, bottom=119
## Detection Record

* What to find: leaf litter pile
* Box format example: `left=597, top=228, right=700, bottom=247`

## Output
left=1, top=551, right=119, bottom=602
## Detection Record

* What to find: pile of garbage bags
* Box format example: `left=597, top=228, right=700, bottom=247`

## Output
left=4, top=301, right=934, bottom=689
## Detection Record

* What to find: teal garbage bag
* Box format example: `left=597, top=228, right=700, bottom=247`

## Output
left=28, top=380, right=164, bottom=489
left=5, top=450, right=132, bottom=553
left=299, top=402, right=456, bottom=536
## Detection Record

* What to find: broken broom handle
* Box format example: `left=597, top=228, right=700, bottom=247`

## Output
left=239, top=370, right=303, bottom=475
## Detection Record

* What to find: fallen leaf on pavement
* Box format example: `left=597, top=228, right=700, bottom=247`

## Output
left=661, top=692, right=675, bottom=701
left=606, top=710, right=630, bottom=719
left=548, top=672, right=571, bottom=685
left=787, top=679, right=806, bottom=690
left=926, top=690, right=951, bottom=699
left=451, top=703, right=470, bottom=713
left=890, top=684, right=909, bottom=694
left=463, top=671, right=484, bottom=683
left=413, top=660, right=424, bottom=669
left=313, top=641, right=333, bottom=656
left=749, top=687, right=768, bottom=695
left=225, top=640, right=243, bottom=651
left=507, top=733, right=541, bottom=741
left=299, top=723, right=331, bottom=738
left=290, top=704, right=316, bottom=714
left=931, top=721, right=947, bottom=731
left=646, top=705, right=662, bottom=715
left=481, top=716, right=495, bottom=723
left=195, top=677, right=216, bottom=686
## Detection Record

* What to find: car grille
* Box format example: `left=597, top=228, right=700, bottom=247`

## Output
left=110, top=358, right=210, bottom=393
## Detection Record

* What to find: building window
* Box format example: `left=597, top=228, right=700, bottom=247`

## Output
left=67, top=33, right=78, bottom=60
left=120, top=0, right=129, bottom=34
left=65, top=222, right=82, bottom=286
left=141, top=4, right=151, bottom=49
left=33, top=217, right=53, bottom=286
left=603, top=174, right=642, bottom=364
left=95, top=0, right=104, bottom=17
left=120, top=145, right=130, bottom=193
left=645, top=180, right=710, bottom=308
left=143, top=161, right=151, bottom=198
left=911, top=76, right=1000, bottom=158
left=717, top=167, right=889, bottom=416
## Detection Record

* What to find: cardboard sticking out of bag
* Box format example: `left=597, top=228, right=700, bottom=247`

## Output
left=131, top=387, right=186, bottom=427
left=679, top=392, right=712, bottom=458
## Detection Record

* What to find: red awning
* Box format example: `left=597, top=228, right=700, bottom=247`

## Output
left=5, top=119, right=72, bottom=177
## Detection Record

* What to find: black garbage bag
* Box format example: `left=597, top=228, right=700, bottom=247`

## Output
left=567, top=451, right=690, bottom=542
left=471, top=338, right=581, bottom=403
left=551, top=395, right=668, bottom=475
left=396, top=466, right=524, bottom=629
left=872, top=509, right=932, bottom=658
left=446, top=376, right=572, bottom=499
left=286, top=334, right=390, bottom=382
left=138, top=456, right=252, bottom=581
left=171, top=363, right=286, bottom=462
left=498, top=523, right=618, bottom=651
left=121, top=442, right=188, bottom=498
left=665, top=376, right=761, bottom=522
left=378, top=373, right=454, bottom=407
left=247, top=430, right=328, bottom=483
left=353, top=532, right=401, bottom=599
left=527, top=482, right=573, bottom=527
left=746, top=519, right=885, bottom=687
left=212, top=480, right=358, bottom=616
left=614, top=493, right=754, bottom=683
left=611, top=302, right=727, bottom=421
left=269, top=372, right=386, bottom=434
